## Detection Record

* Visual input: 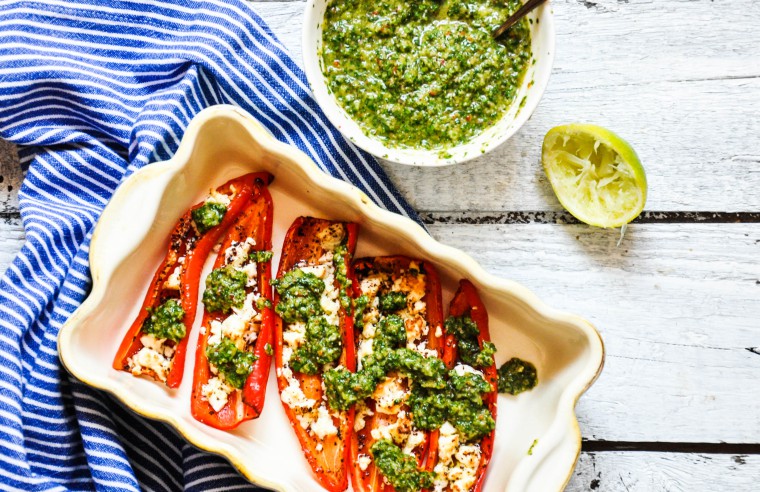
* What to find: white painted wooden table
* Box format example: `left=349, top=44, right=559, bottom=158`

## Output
left=2, top=0, right=759, bottom=489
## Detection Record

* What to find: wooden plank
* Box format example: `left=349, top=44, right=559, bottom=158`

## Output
left=1, top=0, right=758, bottom=213
left=568, top=452, right=760, bottom=491
left=0, top=217, right=24, bottom=274
left=426, top=222, right=760, bottom=443
left=1, top=220, right=759, bottom=444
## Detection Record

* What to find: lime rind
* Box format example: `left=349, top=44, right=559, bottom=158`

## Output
left=542, top=124, right=647, bottom=228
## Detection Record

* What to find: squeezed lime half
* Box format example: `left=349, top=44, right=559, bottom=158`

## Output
left=542, top=124, right=647, bottom=228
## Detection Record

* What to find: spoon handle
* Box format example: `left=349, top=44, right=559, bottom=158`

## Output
left=492, top=0, right=547, bottom=39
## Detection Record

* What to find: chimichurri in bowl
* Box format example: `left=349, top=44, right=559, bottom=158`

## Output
left=303, top=0, right=554, bottom=166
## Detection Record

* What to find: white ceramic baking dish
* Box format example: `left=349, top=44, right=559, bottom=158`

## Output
left=59, top=105, right=603, bottom=492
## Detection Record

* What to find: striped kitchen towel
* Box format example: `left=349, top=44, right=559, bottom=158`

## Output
left=0, top=0, right=419, bottom=490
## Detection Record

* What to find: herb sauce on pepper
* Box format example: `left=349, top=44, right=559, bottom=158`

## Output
left=142, top=298, right=186, bottom=342
left=321, top=0, right=531, bottom=150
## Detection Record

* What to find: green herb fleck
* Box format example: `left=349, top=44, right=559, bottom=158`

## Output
left=527, top=438, right=538, bottom=456
left=250, top=250, right=273, bottom=263
left=256, top=297, right=272, bottom=310
left=264, top=343, right=274, bottom=356
left=142, top=298, right=186, bottom=342
left=333, top=244, right=352, bottom=310
left=353, top=294, right=370, bottom=330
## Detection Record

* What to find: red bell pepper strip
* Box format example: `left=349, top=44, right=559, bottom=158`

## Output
left=190, top=172, right=274, bottom=430
left=274, top=217, right=359, bottom=492
left=112, top=173, right=259, bottom=388
left=425, top=279, right=498, bottom=492
left=350, top=256, right=444, bottom=492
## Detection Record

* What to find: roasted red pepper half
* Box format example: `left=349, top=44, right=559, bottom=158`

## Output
left=190, top=173, right=274, bottom=429
left=112, top=173, right=259, bottom=388
left=274, top=217, right=359, bottom=492
left=425, top=279, right=498, bottom=492
left=351, top=256, right=444, bottom=492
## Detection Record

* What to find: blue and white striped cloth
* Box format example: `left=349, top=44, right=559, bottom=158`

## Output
left=0, top=0, right=419, bottom=490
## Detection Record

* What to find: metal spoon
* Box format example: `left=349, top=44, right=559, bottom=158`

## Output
left=492, top=0, right=548, bottom=39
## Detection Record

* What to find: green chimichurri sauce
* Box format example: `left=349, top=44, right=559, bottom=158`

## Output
left=273, top=264, right=344, bottom=375
left=272, top=269, right=325, bottom=324
left=321, top=0, right=532, bottom=150
left=333, top=245, right=352, bottom=310
left=142, top=298, right=185, bottom=342
left=445, top=314, right=496, bottom=368
left=205, top=336, right=258, bottom=389
left=289, top=316, right=343, bottom=375
left=202, top=265, right=248, bottom=314
left=371, top=440, right=435, bottom=492
left=192, top=202, right=227, bottom=233
left=497, top=357, right=538, bottom=395
left=249, top=250, right=273, bottom=263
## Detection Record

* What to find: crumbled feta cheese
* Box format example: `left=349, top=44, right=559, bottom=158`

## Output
left=403, top=430, right=425, bottom=456
left=409, top=339, right=438, bottom=359
left=405, top=316, right=427, bottom=344
left=453, top=364, right=484, bottom=378
left=280, top=378, right=316, bottom=410
left=355, top=402, right=373, bottom=431
left=357, top=454, right=372, bottom=471
left=370, top=414, right=411, bottom=444
left=373, top=376, right=408, bottom=415
left=283, top=321, right=307, bottom=347
left=360, top=275, right=383, bottom=297
left=207, top=189, right=232, bottom=206
left=311, top=406, right=338, bottom=440
left=357, top=337, right=374, bottom=366
left=316, top=225, right=345, bottom=251
left=127, top=335, right=175, bottom=382
left=411, top=300, right=426, bottom=315
left=201, top=376, right=235, bottom=412
left=226, top=293, right=259, bottom=342
left=207, top=320, right=223, bottom=347
left=224, top=237, right=256, bottom=268
left=433, top=422, right=482, bottom=492
left=164, top=265, right=182, bottom=290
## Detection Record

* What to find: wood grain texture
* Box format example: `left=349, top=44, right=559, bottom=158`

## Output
left=568, top=452, right=760, bottom=491
left=1, top=0, right=758, bottom=214
left=427, top=222, right=760, bottom=443
left=0, top=217, right=24, bottom=270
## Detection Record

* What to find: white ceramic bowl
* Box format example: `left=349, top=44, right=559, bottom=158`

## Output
left=302, top=1, right=555, bottom=166
left=59, top=106, right=603, bottom=492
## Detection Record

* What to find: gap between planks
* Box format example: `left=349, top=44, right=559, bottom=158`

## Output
left=582, top=441, right=760, bottom=455
left=2, top=210, right=760, bottom=225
